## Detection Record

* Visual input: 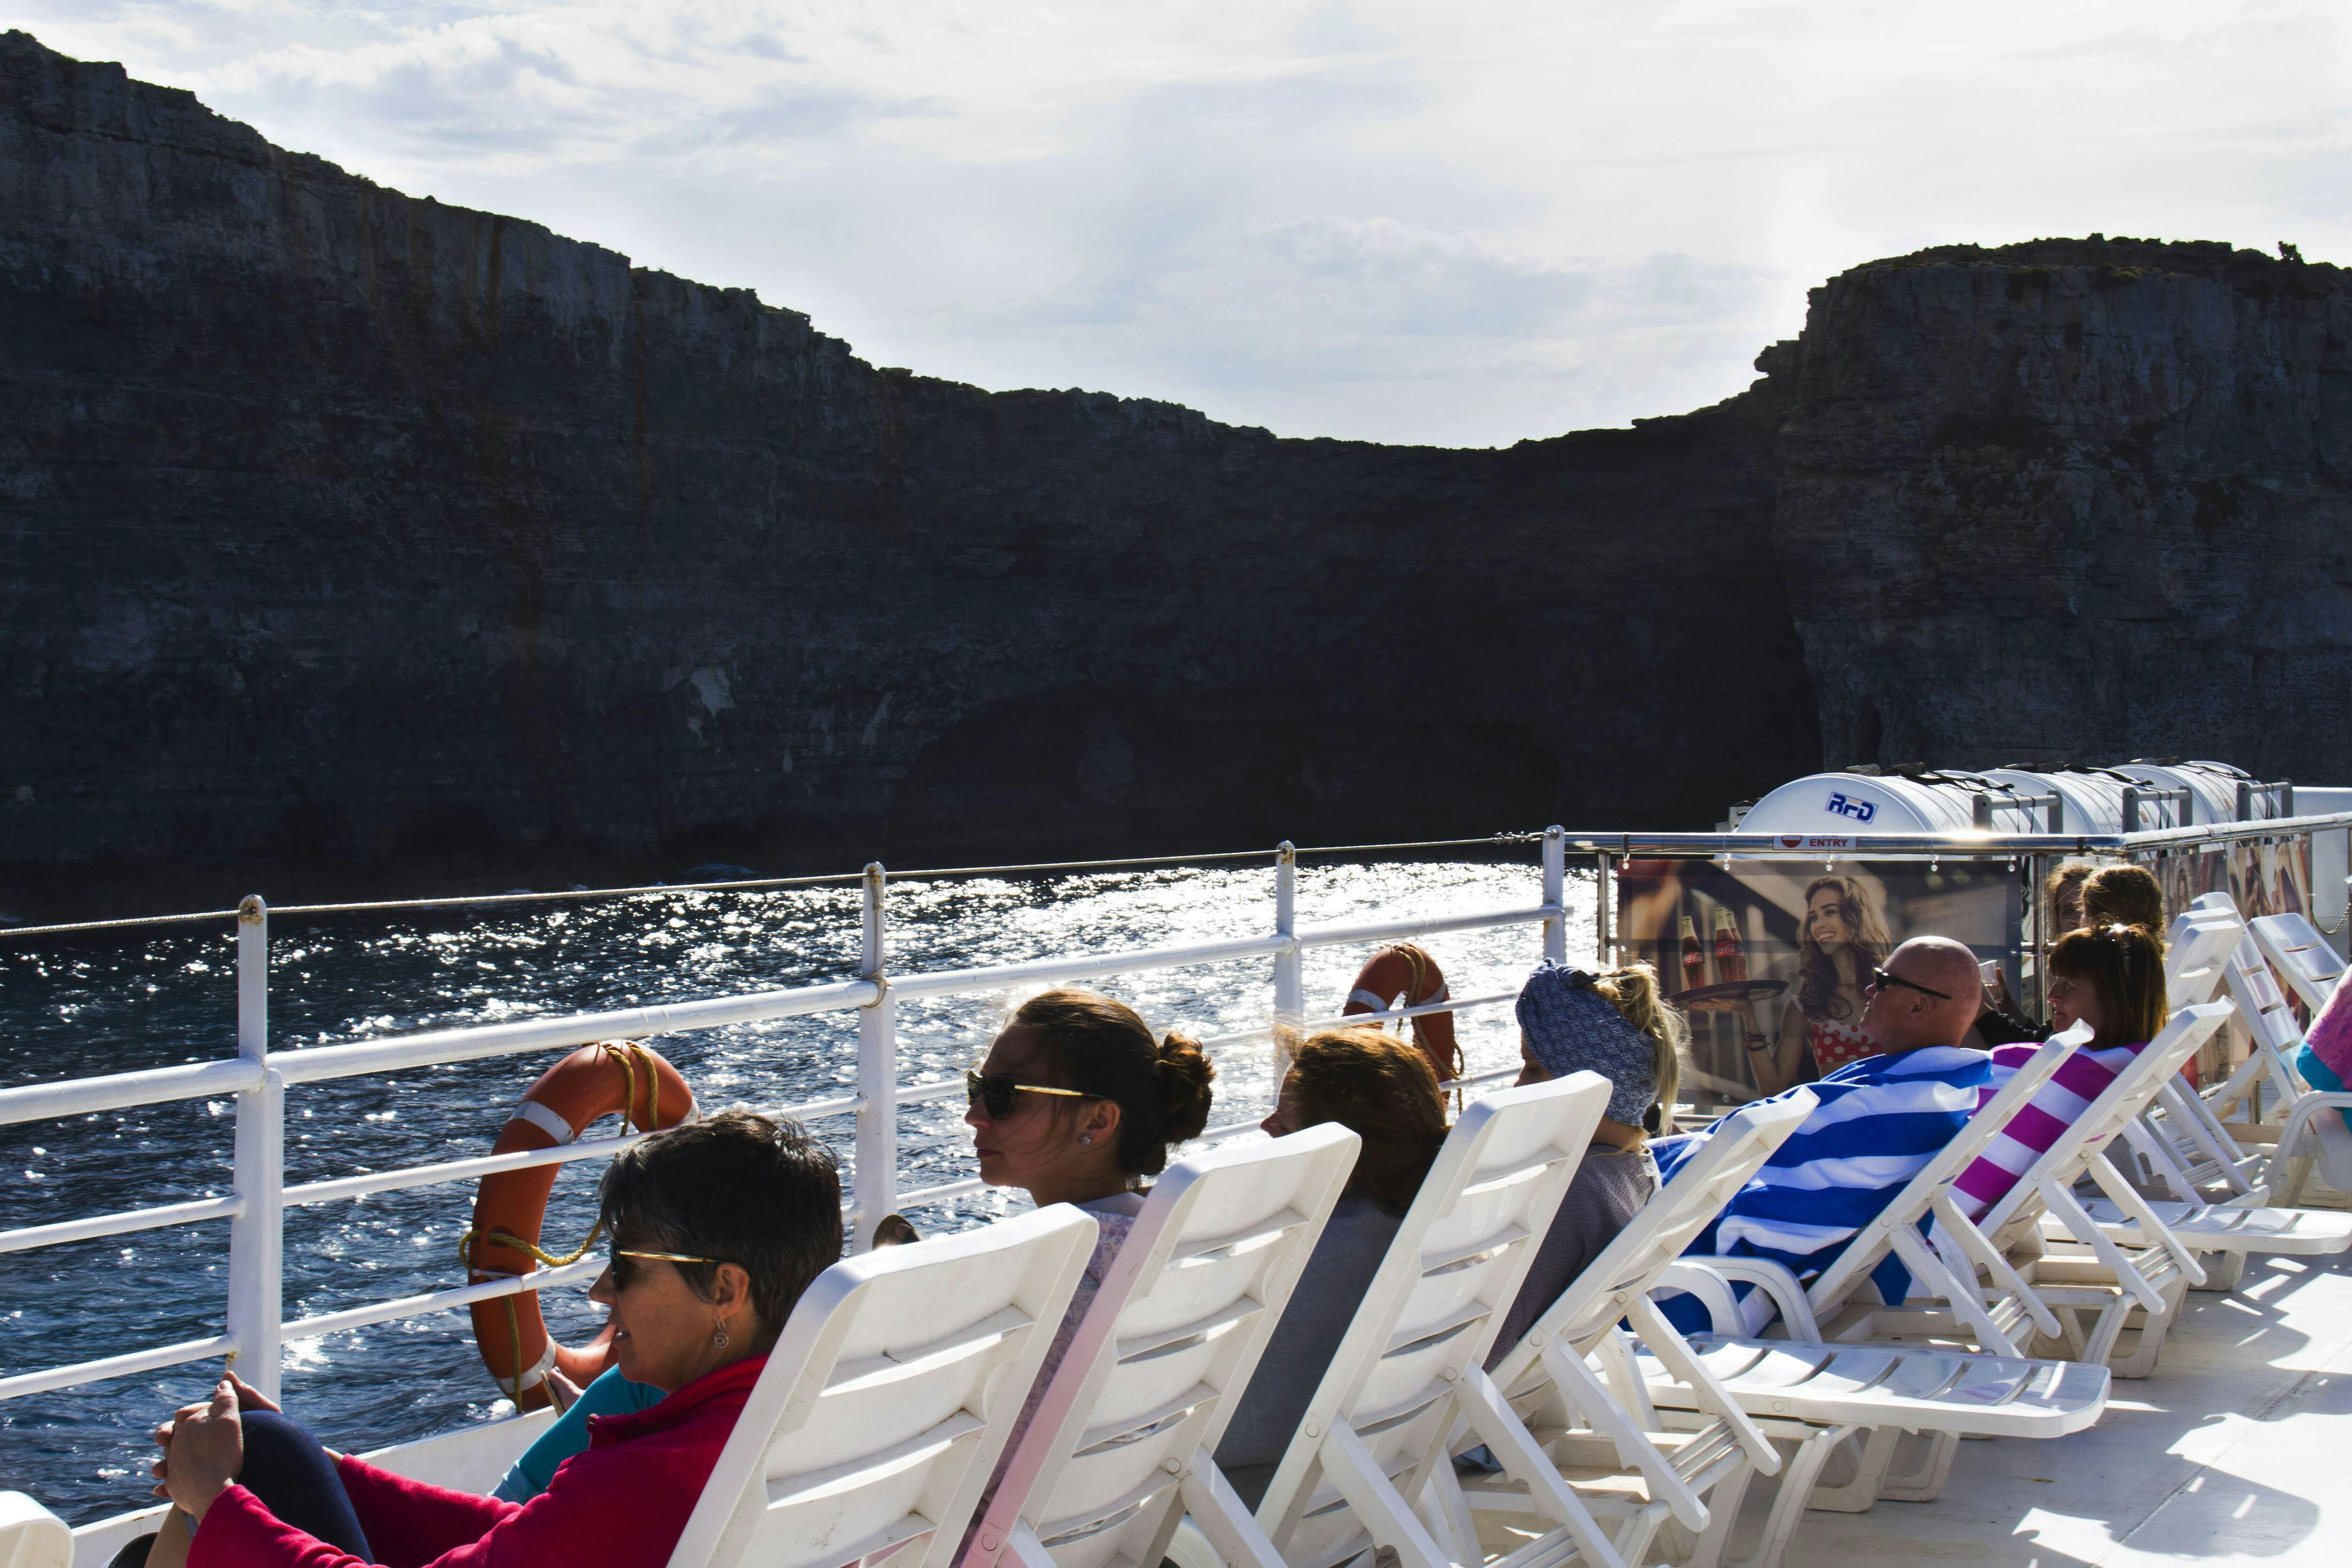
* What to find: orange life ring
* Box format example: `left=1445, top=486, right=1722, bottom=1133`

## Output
left=1343, top=943, right=1462, bottom=1084
left=462, top=1041, right=694, bottom=1409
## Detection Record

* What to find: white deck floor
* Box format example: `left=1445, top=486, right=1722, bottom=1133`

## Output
left=1751, top=1248, right=2352, bottom=1567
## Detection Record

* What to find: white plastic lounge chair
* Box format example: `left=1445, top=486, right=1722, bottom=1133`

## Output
left=0, top=1492, right=71, bottom=1568
left=1632, top=1259, right=2109, bottom=1568
left=2183, top=899, right=2352, bottom=1205
left=2202, top=906, right=2313, bottom=1133
left=668, top=1204, right=1100, bottom=1568
left=1197, top=1071, right=1621, bottom=1568
left=2122, top=912, right=2270, bottom=1210
left=958, top=1123, right=1361, bottom=1568
left=1468, top=1092, right=1818, bottom=1568
left=1599, top=1038, right=2095, bottom=1566
left=2250, top=911, right=2345, bottom=1014
left=1783, top=1035, right=2082, bottom=1358
left=1886, top=1002, right=2235, bottom=1378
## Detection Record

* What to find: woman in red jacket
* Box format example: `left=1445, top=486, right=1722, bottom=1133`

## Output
left=136, top=1109, right=841, bottom=1568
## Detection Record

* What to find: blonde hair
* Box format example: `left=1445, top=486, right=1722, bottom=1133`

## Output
left=1585, top=963, right=1685, bottom=1125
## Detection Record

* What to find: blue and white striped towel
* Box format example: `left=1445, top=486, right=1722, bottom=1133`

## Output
left=1653, top=1044, right=1992, bottom=1311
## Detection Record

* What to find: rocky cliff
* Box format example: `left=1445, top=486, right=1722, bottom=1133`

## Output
left=4, top=31, right=2348, bottom=910
left=1769, top=239, right=2352, bottom=775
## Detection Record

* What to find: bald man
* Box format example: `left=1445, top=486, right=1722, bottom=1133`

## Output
left=1650, top=936, right=1994, bottom=1315
left=1854, top=935, right=1987, bottom=1053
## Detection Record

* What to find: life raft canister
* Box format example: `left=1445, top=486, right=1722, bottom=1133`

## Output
left=463, top=1041, right=694, bottom=1410
left=1343, top=943, right=1461, bottom=1084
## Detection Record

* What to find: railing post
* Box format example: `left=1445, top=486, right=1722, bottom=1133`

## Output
left=1541, top=826, right=1567, bottom=965
left=2123, top=788, right=2142, bottom=835
left=852, top=863, right=896, bottom=1251
left=1272, top=842, right=1302, bottom=1073
left=1595, top=853, right=1613, bottom=967
left=2237, top=780, right=2253, bottom=822
left=225, top=895, right=284, bottom=1400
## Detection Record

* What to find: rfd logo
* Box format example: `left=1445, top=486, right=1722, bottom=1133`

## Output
left=1825, top=791, right=1877, bottom=823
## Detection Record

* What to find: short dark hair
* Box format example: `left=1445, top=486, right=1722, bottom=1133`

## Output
left=596, top=1108, right=842, bottom=1337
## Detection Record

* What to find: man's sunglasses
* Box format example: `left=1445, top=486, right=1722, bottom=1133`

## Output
left=1867, top=966, right=1952, bottom=1001
left=965, top=1070, right=1091, bottom=1120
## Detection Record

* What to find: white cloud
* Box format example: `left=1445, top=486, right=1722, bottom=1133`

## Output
left=8, top=0, right=2350, bottom=444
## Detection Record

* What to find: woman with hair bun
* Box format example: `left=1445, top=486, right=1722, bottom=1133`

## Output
left=963, top=988, right=1215, bottom=1499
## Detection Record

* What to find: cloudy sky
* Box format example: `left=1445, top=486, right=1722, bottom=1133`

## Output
left=12, top=2, right=2349, bottom=445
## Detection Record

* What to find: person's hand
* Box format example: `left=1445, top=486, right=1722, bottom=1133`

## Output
left=158, top=1380, right=244, bottom=1523
left=544, top=1369, right=583, bottom=1415
left=222, top=1369, right=281, bottom=1415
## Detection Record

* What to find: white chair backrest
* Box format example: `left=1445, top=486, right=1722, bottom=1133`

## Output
left=0, top=1493, right=70, bottom=1568
left=1492, top=1091, right=1818, bottom=1374
left=1980, top=1002, right=2235, bottom=1236
left=2166, top=908, right=2245, bottom=1008
left=1258, top=1073, right=1613, bottom=1567
left=965, top=1123, right=1361, bottom=1568
left=1807, top=1034, right=2078, bottom=1304
left=2252, top=912, right=2345, bottom=1015
left=667, top=1205, right=1099, bottom=1568
left=2219, top=928, right=2305, bottom=1061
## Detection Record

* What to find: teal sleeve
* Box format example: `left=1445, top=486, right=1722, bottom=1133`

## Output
left=490, top=1368, right=665, bottom=1500
left=2294, top=1043, right=2352, bottom=1131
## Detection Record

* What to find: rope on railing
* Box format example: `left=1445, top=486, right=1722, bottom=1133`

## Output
left=0, top=832, right=1558, bottom=938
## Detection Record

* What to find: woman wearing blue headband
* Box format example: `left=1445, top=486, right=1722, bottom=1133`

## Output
left=1484, top=960, right=1684, bottom=1366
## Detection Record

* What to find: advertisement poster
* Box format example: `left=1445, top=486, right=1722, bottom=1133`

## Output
left=2137, top=839, right=2312, bottom=931
left=1615, top=859, right=2023, bottom=1103
left=2140, top=837, right=2315, bottom=1042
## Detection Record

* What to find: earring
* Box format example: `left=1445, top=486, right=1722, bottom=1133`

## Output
left=1079, top=1134, right=1094, bottom=1146
left=712, top=1323, right=731, bottom=1351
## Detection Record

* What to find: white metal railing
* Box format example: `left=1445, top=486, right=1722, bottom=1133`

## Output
left=4, top=813, right=2346, bottom=1416
left=0, top=830, right=1580, bottom=1410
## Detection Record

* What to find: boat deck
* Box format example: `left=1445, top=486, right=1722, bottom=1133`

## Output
left=1747, top=1248, right=2352, bottom=1566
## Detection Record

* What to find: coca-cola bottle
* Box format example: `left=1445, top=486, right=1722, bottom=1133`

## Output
left=1680, top=914, right=1708, bottom=990
left=1712, top=905, right=1748, bottom=985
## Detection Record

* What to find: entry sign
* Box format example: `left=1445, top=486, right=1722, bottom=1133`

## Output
left=1774, top=834, right=1858, bottom=852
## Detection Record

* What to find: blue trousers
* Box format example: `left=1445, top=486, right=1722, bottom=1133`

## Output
left=114, top=1409, right=372, bottom=1566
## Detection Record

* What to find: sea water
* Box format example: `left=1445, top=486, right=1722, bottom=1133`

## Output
left=0, top=856, right=1598, bottom=1523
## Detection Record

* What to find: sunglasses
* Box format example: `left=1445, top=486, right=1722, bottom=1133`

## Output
left=611, top=1247, right=725, bottom=1286
left=1867, top=965, right=1951, bottom=1001
left=965, top=1069, right=1090, bottom=1121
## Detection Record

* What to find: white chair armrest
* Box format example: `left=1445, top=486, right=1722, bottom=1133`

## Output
left=1677, top=1255, right=1823, bottom=1342
left=1658, top=1257, right=1823, bottom=1341
left=1653, top=1261, right=1744, bottom=1333
left=2278, top=1092, right=2352, bottom=1158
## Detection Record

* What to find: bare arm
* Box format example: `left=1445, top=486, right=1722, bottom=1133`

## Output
left=1755, top=1003, right=1808, bottom=1096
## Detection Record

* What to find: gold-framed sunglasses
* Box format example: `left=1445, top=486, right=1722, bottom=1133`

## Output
left=614, top=1248, right=724, bottom=1266
left=965, top=1069, right=1090, bottom=1120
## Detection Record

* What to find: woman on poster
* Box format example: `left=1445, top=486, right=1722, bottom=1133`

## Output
left=1753, top=875, right=1891, bottom=1092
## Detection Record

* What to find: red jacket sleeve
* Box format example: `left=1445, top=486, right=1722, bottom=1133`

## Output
left=187, top=1459, right=521, bottom=1568
left=189, top=1485, right=371, bottom=1568
left=336, top=1456, right=519, bottom=1568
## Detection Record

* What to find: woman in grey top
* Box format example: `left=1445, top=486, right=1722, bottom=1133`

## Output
left=1484, top=961, right=1685, bottom=1369
left=1214, top=1027, right=1450, bottom=1507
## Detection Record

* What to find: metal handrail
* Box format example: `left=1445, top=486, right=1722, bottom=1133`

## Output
left=3, top=813, right=2345, bottom=1411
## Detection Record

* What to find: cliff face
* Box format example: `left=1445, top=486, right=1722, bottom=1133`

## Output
left=1772, top=239, right=2352, bottom=773
left=5, top=32, right=2349, bottom=909
left=0, top=32, right=1814, bottom=905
